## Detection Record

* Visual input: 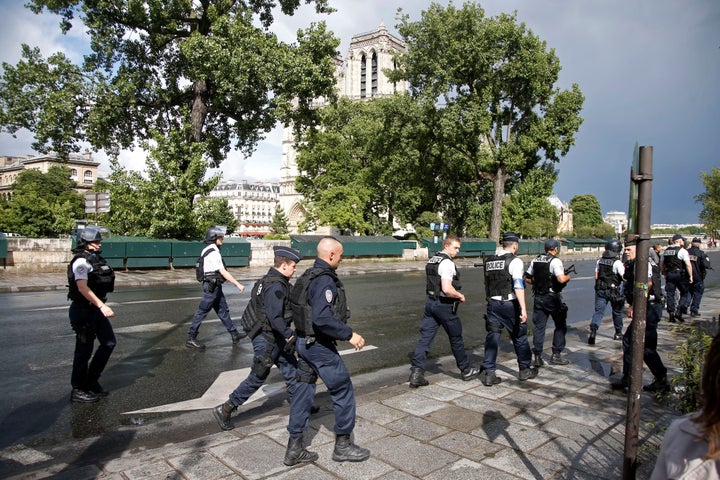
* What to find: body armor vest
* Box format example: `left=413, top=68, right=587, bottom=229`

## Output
left=595, top=252, right=621, bottom=290
left=485, top=253, right=515, bottom=298
left=662, top=245, right=683, bottom=272
left=425, top=252, right=461, bottom=297
left=290, top=267, right=349, bottom=337
left=240, top=274, right=291, bottom=337
left=67, top=250, right=115, bottom=302
left=530, top=254, right=554, bottom=295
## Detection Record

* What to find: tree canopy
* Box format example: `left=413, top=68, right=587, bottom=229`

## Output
left=389, top=2, right=584, bottom=241
left=696, top=167, right=720, bottom=235
left=1, top=0, right=340, bottom=238
left=0, top=166, right=84, bottom=237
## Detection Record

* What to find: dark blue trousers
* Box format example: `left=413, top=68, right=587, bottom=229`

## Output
left=689, top=280, right=704, bottom=314
left=531, top=293, right=567, bottom=355
left=292, top=338, right=355, bottom=437
left=482, top=299, right=532, bottom=373
left=70, top=302, right=116, bottom=390
left=189, top=282, right=238, bottom=335
left=665, top=271, right=690, bottom=314
left=411, top=297, right=469, bottom=371
left=622, top=301, right=667, bottom=379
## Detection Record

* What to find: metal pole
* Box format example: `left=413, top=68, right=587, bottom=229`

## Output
left=622, top=146, right=653, bottom=479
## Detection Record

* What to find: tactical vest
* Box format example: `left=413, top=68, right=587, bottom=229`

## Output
left=425, top=252, right=461, bottom=297
left=530, top=254, right=553, bottom=295
left=201, top=245, right=225, bottom=281
left=484, top=253, right=515, bottom=298
left=239, top=273, right=291, bottom=336
left=290, top=267, right=349, bottom=337
left=686, top=246, right=705, bottom=281
left=67, top=250, right=115, bottom=302
left=595, top=252, right=621, bottom=290
left=662, top=245, right=683, bottom=272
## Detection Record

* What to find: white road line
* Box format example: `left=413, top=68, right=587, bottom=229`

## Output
left=30, top=296, right=203, bottom=311
left=123, top=345, right=377, bottom=414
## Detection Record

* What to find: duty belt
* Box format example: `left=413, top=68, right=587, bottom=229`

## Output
left=428, top=295, right=456, bottom=304
left=490, top=294, right=516, bottom=302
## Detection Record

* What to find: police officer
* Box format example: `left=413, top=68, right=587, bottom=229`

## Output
left=661, top=234, right=693, bottom=323
left=687, top=237, right=709, bottom=317
left=212, top=246, right=309, bottom=436
left=480, top=232, right=537, bottom=386
left=588, top=239, right=625, bottom=345
left=285, top=236, right=370, bottom=464
left=187, top=226, right=246, bottom=349
left=409, top=234, right=480, bottom=388
left=67, top=226, right=116, bottom=403
left=612, top=241, right=669, bottom=392
left=525, top=239, right=572, bottom=366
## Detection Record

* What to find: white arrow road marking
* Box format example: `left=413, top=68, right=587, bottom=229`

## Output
left=123, top=345, right=377, bottom=414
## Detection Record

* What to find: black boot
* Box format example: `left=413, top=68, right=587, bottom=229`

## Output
left=408, top=367, right=429, bottom=388
left=588, top=328, right=597, bottom=345
left=332, top=434, right=370, bottom=462
left=212, top=400, right=236, bottom=430
left=283, top=436, right=318, bottom=466
left=668, top=312, right=676, bottom=323
left=230, top=329, right=246, bottom=344
left=186, top=334, right=205, bottom=349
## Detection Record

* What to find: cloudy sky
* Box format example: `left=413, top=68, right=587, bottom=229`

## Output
left=1, top=0, right=718, bottom=225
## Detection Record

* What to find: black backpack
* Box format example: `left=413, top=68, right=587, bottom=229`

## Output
left=195, top=248, right=213, bottom=282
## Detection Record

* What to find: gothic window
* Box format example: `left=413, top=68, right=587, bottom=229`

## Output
left=371, top=52, right=378, bottom=96
left=84, top=170, right=93, bottom=183
left=360, top=54, right=367, bottom=98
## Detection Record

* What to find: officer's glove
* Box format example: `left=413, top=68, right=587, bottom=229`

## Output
left=283, top=333, right=297, bottom=355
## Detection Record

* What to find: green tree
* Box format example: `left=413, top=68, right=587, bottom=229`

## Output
left=270, top=205, right=290, bottom=236
left=502, top=164, right=559, bottom=237
left=390, top=2, right=584, bottom=241
left=0, top=166, right=84, bottom=237
left=696, top=167, right=720, bottom=235
left=570, top=194, right=604, bottom=231
left=297, top=96, right=434, bottom=234
left=1, top=1, right=339, bottom=236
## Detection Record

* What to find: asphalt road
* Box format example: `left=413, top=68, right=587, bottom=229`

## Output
left=1, top=253, right=717, bottom=458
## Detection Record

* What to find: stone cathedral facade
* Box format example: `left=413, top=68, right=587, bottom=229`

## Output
left=278, top=22, right=407, bottom=233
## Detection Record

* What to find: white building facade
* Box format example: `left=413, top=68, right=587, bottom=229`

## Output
left=208, top=180, right=279, bottom=237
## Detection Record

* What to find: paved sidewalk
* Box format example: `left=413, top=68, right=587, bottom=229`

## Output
left=1, top=260, right=718, bottom=479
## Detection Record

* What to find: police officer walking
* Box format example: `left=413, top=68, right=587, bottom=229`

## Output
left=687, top=237, right=709, bottom=317
left=67, top=226, right=116, bottom=403
left=285, top=236, right=370, bottom=465
left=212, top=246, right=307, bottom=434
left=187, top=226, right=246, bottom=349
left=588, top=239, right=625, bottom=345
left=612, top=241, right=669, bottom=392
left=661, top=234, right=693, bottom=323
left=525, top=239, right=572, bottom=367
left=409, top=234, right=480, bottom=388
left=480, top=232, right=538, bottom=386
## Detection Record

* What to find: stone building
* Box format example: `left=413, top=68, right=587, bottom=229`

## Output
left=207, top=180, right=280, bottom=237
left=279, top=22, right=408, bottom=233
left=0, top=152, right=100, bottom=201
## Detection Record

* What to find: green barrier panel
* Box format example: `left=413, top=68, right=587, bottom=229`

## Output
left=291, top=235, right=405, bottom=257
left=171, top=241, right=205, bottom=267
left=224, top=256, right=250, bottom=267
left=421, top=238, right=496, bottom=257
left=0, top=236, right=7, bottom=267
left=221, top=239, right=252, bottom=257
left=126, top=241, right=172, bottom=268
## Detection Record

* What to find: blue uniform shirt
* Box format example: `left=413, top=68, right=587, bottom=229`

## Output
left=261, top=267, right=293, bottom=339
left=307, top=258, right=353, bottom=342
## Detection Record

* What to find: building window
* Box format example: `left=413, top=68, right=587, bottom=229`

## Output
left=371, top=52, right=378, bottom=96
left=360, top=54, right=367, bottom=98
left=84, top=170, right=93, bottom=184
left=71, top=168, right=78, bottom=178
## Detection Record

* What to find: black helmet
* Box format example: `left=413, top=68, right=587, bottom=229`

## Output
left=605, top=239, right=622, bottom=254
left=77, top=225, right=104, bottom=244
left=204, top=225, right=227, bottom=244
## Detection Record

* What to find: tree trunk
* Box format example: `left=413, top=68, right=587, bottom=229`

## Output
left=191, top=79, right=208, bottom=143
left=489, top=167, right=508, bottom=243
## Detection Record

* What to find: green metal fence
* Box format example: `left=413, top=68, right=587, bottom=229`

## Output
left=291, top=235, right=411, bottom=258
